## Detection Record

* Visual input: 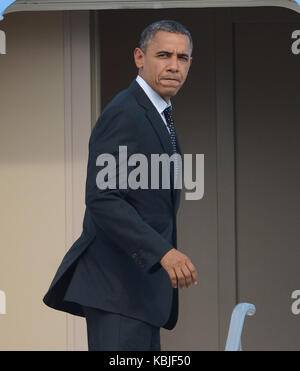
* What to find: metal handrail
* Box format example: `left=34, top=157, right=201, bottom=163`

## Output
left=225, top=303, right=256, bottom=351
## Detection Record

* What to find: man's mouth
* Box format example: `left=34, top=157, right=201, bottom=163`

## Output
left=162, top=78, right=180, bottom=82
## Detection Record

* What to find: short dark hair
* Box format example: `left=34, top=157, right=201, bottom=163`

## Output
left=139, top=20, right=193, bottom=54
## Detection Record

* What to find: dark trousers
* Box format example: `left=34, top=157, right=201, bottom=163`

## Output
left=83, top=306, right=161, bottom=351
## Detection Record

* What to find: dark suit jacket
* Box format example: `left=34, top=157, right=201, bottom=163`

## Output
left=43, top=79, right=182, bottom=330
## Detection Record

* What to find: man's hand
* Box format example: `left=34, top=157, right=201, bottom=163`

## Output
left=160, top=248, right=198, bottom=289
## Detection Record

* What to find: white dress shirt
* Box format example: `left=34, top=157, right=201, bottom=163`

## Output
left=136, top=75, right=172, bottom=134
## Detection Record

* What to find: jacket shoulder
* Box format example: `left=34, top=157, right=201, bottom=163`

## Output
left=102, top=85, right=140, bottom=117
left=90, top=85, right=143, bottom=145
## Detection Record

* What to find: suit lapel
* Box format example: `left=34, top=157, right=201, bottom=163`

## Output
left=128, top=79, right=181, bottom=208
left=145, top=108, right=174, bottom=158
left=129, top=80, right=174, bottom=157
left=172, top=116, right=182, bottom=214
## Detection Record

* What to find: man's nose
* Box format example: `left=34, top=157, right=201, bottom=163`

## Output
left=167, top=56, right=179, bottom=72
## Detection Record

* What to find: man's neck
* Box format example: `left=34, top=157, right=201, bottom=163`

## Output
left=138, top=74, right=170, bottom=104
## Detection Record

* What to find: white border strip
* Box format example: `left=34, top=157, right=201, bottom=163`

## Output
left=4, top=0, right=300, bottom=14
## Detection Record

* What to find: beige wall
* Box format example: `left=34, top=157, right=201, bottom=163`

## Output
left=0, top=11, right=67, bottom=350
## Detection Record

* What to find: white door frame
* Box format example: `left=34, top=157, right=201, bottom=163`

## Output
left=63, top=10, right=91, bottom=351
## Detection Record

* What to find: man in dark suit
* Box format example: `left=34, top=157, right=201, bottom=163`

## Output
left=43, top=19, right=198, bottom=351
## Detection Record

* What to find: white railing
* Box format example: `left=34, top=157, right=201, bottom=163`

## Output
left=225, top=303, right=256, bottom=351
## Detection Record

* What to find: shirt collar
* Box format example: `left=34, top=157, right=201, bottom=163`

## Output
left=136, top=75, right=172, bottom=115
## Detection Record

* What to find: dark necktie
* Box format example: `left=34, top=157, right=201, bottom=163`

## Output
left=163, top=106, right=177, bottom=154
left=163, top=106, right=180, bottom=185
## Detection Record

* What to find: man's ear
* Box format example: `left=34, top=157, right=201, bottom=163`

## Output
left=189, top=56, right=193, bottom=67
left=134, top=47, right=144, bottom=69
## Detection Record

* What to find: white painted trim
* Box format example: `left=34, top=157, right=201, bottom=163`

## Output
left=90, top=10, right=101, bottom=125
left=63, top=10, right=91, bottom=351
left=63, top=10, right=73, bottom=351
left=4, top=0, right=300, bottom=15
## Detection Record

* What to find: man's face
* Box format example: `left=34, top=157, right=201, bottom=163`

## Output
left=134, top=31, right=193, bottom=103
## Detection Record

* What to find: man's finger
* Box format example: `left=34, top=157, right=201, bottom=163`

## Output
left=174, top=267, right=186, bottom=289
left=168, top=268, right=178, bottom=288
left=185, top=260, right=198, bottom=285
left=181, top=264, right=192, bottom=288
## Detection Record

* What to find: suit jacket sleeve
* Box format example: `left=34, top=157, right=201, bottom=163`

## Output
left=85, top=105, right=174, bottom=274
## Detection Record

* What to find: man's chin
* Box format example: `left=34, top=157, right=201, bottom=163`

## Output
left=160, top=86, right=181, bottom=96
left=166, top=88, right=180, bottom=98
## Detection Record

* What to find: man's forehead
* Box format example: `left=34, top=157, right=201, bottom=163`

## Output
left=150, top=31, right=190, bottom=46
left=149, top=31, right=191, bottom=52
